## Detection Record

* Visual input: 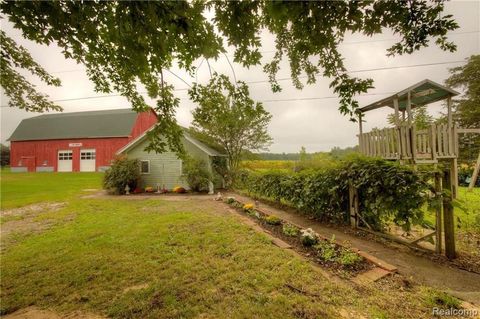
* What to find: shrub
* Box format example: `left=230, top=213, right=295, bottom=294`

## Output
left=315, top=237, right=337, bottom=262
left=225, top=197, right=236, bottom=204
left=265, top=215, right=282, bottom=225
left=282, top=224, right=299, bottom=237
left=337, top=248, right=363, bottom=266
left=182, top=157, right=212, bottom=192
left=234, top=157, right=429, bottom=231
left=103, top=157, right=140, bottom=194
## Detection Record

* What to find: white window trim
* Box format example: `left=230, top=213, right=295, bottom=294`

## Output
left=80, top=149, right=96, bottom=160
left=140, top=160, right=150, bottom=174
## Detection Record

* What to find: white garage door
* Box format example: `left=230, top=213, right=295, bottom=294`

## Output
left=58, top=150, right=73, bottom=172
left=80, top=149, right=96, bottom=172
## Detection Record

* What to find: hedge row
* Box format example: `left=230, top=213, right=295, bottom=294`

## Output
left=234, top=157, right=429, bottom=231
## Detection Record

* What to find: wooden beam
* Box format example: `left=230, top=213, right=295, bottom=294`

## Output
left=410, top=231, right=437, bottom=245
left=430, top=124, right=437, bottom=162
left=434, top=173, right=442, bottom=254
left=393, top=97, right=400, bottom=127
left=457, top=128, right=480, bottom=134
left=349, top=182, right=358, bottom=227
left=452, top=158, right=458, bottom=199
left=469, top=152, right=480, bottom=191
left=406, top=92, right=412, bottom=125
left=447, top=96, right=453, bottom=129
left=358, top=113, right=363, bottom=153
left=442, top=168, right=456, bottom=259
left=407, top=92, right=416, bottom=163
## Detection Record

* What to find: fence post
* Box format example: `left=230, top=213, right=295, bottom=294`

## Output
left=442, top=168, right=456, bottom=259
left=349, top=182, right=358, bottom=227
left=434, top=173, right=443, bottom=254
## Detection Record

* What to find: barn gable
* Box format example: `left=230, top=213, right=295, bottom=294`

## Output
left=8, top=109, right=147, bottom=142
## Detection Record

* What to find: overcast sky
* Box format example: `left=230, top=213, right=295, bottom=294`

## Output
left=1, top=1, right=479, bottom=153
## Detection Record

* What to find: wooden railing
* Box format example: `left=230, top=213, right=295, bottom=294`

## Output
left=359, top=124, right=457, bottom=162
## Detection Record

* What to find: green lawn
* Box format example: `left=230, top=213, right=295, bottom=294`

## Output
left=0, top=171, right=464, bottom=318
left=455, top=187, right=480, bottom=231
left=1, top=170, right=102, bottom=209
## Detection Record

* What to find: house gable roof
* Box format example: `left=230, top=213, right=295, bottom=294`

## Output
left=116, top=127, right=226, bottom=157
left=8, top=109, right=138, bottom=142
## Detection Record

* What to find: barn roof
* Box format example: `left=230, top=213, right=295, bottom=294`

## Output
left=8, top=109, right=138, bottom=141
left=358, top=79, right=459, bottom=113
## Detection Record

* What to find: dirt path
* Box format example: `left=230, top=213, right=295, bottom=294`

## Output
left=226, top=192, right=480, bottom=305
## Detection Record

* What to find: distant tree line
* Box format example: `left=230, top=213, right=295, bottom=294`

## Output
left=251, top=145, right=359, bottom=161
left=1, top=144, right=10, bottom=166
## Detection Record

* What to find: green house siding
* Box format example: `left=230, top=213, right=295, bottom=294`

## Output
left=124, top=137, right=217, bottom=190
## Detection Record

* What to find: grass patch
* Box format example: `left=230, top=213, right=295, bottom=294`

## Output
left=1, top=171, right=468, bottom=318
left=424, top=288, right=461, bottom=309
left=0, top=170, right=102, bottom=209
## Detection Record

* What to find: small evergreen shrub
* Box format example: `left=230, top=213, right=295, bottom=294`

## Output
left=182, top=157, right=212, bottom=192
left=103, top=157, right=140, bottom=194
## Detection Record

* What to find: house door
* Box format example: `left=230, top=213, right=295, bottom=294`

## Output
left=80, top=149, right=96, bottom=172
left=58, top=150, right=73, bottom=172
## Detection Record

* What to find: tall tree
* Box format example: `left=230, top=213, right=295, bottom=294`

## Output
left=0, top=30, right=61, bottom=112
left=446, top=55, right=480, bottom=128
left=445, top=55, right=480, bottom=161
left=1, top=1, right=458, bottom=153
left=188, top=74, right=272, bottom=171
left=387, top=105, right=434, bottom=130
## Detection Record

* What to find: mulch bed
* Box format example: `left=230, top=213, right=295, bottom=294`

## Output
left=235, top=190, right=480, bottom=276
left=226, top=200, right=374, bottom=278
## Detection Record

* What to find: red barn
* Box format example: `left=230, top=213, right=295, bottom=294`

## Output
left=8, top=108, right=157, bottom=172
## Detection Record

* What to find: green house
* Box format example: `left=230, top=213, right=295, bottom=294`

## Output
left=116, top=130, right=226, bottom=193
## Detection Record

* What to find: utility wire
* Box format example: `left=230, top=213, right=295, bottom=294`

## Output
left=245, top=60, right=467, bottom=85
left=260, top=92, right=397, bottom=103
left=47, top=30, right=479, bottom=75
left=0, top=59, right=467, bottom=107
left=165, top=69, right=192, bottom=88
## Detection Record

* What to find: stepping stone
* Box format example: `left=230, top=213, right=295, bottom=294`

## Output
left=271, top=237, right=292, bottom=249
left=352, top=267, right=392, bottom=285
left=356, top=251, right=398, bottom=272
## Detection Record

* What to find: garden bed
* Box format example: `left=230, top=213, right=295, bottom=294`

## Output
left=224, top=196, right=375, bottom=278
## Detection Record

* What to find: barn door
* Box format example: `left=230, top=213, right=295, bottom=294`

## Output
left=80, top=149, right=96, bottom=172
left=58, top=150, right=73, bottom=172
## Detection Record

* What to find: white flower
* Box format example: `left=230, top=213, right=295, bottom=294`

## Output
left=300, top=228, right=318, bottom=240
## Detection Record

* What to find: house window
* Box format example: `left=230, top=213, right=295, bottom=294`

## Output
left=140, top=160, right=150, bottom=174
